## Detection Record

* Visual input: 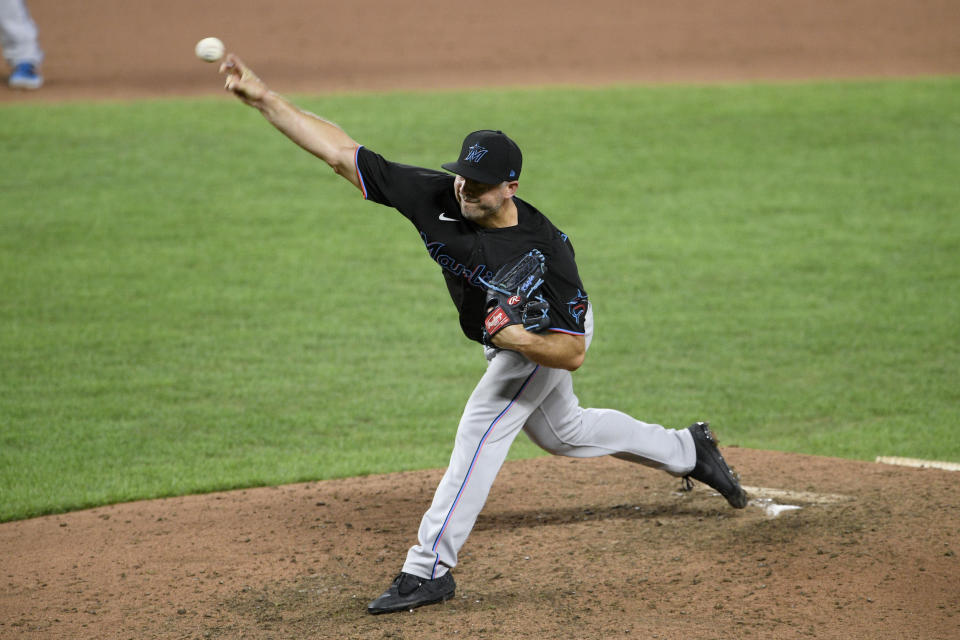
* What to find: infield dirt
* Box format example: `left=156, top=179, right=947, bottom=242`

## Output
left=2, top=1, right=959, bottom=639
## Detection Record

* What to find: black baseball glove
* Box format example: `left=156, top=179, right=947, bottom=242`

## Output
left=479, top=249, right=551, bottom=345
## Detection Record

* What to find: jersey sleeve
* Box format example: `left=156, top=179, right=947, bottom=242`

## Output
left=541, top=233, right=589, bottom=336
left=354, top=146, right=451, bottom=215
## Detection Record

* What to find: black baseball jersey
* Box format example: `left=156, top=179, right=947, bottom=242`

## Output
left=355, top=146, right=589, bottom=344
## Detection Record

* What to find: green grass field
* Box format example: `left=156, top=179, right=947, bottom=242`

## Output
left=2, top=77, right=958, bottom=522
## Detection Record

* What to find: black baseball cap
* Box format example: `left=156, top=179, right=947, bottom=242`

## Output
left=442, top=130, right=522, bottom=184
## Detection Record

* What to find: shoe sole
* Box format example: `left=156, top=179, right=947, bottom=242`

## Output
left=9, top=79, right=43, bottom=90
left=367, top=590, right=455, bottom=615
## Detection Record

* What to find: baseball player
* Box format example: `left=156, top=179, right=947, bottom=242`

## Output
left=219, top=54, right=748, bottom=615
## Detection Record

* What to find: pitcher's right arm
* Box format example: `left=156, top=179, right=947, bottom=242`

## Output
left=220, top=54, right=362, bottom=191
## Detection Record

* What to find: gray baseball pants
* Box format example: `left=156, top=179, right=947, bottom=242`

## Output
left=402, top=307, right=697, bottom=579
left=0, top=0, right=42, bottom=67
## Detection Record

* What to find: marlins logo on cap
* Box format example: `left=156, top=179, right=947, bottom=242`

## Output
left=442, top=130, right=522, bottom=184
left=464, top=144, right=489, bottom=163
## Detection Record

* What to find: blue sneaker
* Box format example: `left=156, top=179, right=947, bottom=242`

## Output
left=8, top=62, right=43, bottom=90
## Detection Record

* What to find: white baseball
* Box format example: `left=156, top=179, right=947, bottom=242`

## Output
left=195, top=37, right=225, bottom=63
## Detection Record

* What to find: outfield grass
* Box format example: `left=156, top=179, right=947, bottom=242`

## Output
left=1, top=78, right=958, bottom=522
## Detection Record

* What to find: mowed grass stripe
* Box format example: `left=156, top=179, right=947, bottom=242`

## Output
left=1, top=77, right=957, bottom=521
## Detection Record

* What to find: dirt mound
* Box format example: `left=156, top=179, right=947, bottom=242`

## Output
left=2, top=451, right=957, bottom=639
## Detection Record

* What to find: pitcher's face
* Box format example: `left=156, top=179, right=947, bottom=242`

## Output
left=455, top=176, right=515, bottom=223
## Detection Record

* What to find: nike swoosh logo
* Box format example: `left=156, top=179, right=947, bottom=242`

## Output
left=438, top=212, right=460, bottom=222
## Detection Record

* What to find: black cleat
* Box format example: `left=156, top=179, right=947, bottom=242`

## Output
left=367, top=571, right=456, bottom=615
left=683, top=422, right=748, bottom=509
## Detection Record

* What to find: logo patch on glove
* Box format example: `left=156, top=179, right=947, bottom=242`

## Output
left=508, top=295, right=521, bottom=306
left=484, top=307, right=511, bottom=335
